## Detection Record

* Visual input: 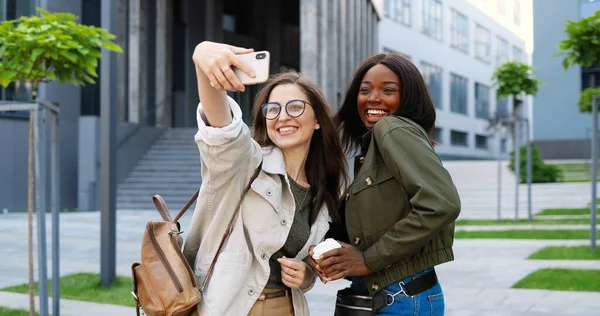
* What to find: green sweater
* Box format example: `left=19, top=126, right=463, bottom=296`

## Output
left=265, top=176, right=312, bottom=288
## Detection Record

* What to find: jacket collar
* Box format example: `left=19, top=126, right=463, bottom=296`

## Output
left=260, top=146, right=287, bottom=176
left=360, top=130, right=373, bottom=157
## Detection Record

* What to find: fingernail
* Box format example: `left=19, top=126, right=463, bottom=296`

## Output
left=326, top=278, right=331, bottom=281
left=251, top=72, right=256, bottom=77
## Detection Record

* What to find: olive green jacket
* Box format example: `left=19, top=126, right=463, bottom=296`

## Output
left=339, top=116, right=461, bottom=295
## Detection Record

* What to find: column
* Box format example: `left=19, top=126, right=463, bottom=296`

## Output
left=155, top=0, right=173, bottom=127
left=318, top=0, right=328, bottom=91
left=128, top=0, right=147, bottom=123
left=116, top=0, right=127, bottom=121
left=300, top=0, right=319, bottom=82
left=338, top=0, right=347, bottom=98
left=347, top=0, right=355, bottom=72
left=330, top=0, right=339, bottom=107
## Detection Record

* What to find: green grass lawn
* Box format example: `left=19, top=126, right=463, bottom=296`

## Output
left=528, top=246, right=600, bottom=260
left=455, top=229, right=598, bottom=239
left=456, top=218, right=591, bottom=226
left=0, top=307, right=37, bottom=316
left=553, top=163, right=595, bottom=182
left=535, top=208, right=591, bottom=216
left=0, top=273, right=134, bottom=307
left=513, top=268, right=600, bottom=292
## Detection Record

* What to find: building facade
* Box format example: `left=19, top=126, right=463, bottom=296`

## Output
left=0, top=0, right=379, bottom=211
left=377, top=0, right=531, bottom=160
left=532, top=0, right=600, bottom=159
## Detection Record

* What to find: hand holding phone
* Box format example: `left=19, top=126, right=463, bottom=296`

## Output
left=233, top=51, right=270, bottom=85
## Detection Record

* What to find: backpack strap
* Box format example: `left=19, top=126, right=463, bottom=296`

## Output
left=200, top=163, right=262, bottom=292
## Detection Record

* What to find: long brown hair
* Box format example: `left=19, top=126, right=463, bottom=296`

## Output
left=336, top=53, right=437, bottom=154
left=252, top=72, right=348, bottom=224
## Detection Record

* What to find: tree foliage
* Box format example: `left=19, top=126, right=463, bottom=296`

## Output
left=0, top=8, right=122, bottom=93
left=491, top=61, right=540, bottom=101
left=578, top=87, right=600, bottom=112
left=558, top=10, right=600, bottom=69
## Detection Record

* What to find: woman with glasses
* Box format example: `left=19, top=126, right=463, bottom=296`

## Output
left=183, top=41, right=347, bottom=316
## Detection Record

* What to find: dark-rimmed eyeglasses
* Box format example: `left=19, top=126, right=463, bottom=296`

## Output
left=261, top=100, right=311, bottom=120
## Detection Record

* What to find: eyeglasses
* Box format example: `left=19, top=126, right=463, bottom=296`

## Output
left=261, top=100, right=311, bottom=120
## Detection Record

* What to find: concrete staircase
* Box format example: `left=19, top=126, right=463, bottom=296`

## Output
left=117, top=128, right=201, bottom=210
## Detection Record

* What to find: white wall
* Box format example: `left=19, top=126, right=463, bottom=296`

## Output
left=379, top=0, right=529, bottom=159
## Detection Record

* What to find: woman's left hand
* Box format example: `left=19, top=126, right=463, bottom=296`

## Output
left=278, top=257, right=314, bottom=289
left=317, top=242, right=371, bottom=281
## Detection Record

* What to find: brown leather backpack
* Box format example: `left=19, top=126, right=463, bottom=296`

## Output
left=131, top=165, right=261, bottom=316
left=131, top=193, right=201, bottom=316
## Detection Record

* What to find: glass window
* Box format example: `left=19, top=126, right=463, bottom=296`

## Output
left=385, top=0, right=411, bottom=26
left=421, top=0, right=443, bottom=42
left=450, top=73, right=468, bottom=115
left=514, top=0, right=521, bottom=26
left=434, top=127, right=443, bottom=144
left=475, top=134, right=488, bottom=149
left=497, top=0, right=506, bottom=16
left=474, top=24, right=491, bottom=63
left=475, top=82, right=490, bottom=119
left=496, top=36, right=509, bottom=64
left=512, top=45, right=523, bottom=62
left=450, top=8, right=469, bottom=53
left=420, top=61, right=443, bottom=109
left=496, top=98, right=509, bottom=117
left=450, top=130, right=468, bottom=147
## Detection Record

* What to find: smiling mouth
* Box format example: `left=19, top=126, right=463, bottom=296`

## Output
left=366, top=109, right=389, bottom=118
left=277, top=126, right=298, bottom=135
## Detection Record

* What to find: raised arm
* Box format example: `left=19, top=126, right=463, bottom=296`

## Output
left=192, top=41, right=256, bottom=127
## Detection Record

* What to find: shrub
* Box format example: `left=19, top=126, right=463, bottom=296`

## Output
left=509, top=144, right=563, bottom=183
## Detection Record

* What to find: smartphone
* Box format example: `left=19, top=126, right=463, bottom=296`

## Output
left=233, top=51, right=270, bottom=85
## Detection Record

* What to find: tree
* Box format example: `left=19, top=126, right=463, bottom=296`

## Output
left=0, top=8, right=122, bottom=97
left=578, top=87, right=600, bottom=112
left=491, top=61, right=541, bottom=112
left=0, top=8, right=122, bottom=315
left=558, top=10, right=600, bottom=71
left=557, top=9, right=600, bottom=252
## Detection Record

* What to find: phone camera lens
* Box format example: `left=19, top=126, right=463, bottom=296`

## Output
left=256, top=53, right=266, bottom=60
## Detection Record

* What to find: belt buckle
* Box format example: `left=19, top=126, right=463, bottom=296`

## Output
left=385, top=281, right=411, bottom=306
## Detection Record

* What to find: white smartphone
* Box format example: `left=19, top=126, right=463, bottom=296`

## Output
left=233, top=51, right=270, bottom=85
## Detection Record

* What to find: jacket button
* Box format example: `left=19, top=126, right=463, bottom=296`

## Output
left=359, top=157, right=365, bottom=164
left=280, top=219, right=287, bottom=225
left=261, top=253, right=267, bottom=260
left=365, top=177, right=373, bottom=186
left=248, top=289, right=255, bottom=295
left=345, top=193, right=350, bottom=201
left=371, top=283, right=379, bottom=291
left=353, top=237, right=361, bottom=245
left=266, top=190, right=273, bottom=196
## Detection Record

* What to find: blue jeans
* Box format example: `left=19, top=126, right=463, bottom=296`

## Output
left=350, top=268, right=445, bottom=316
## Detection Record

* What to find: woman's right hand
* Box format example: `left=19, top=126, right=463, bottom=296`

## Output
left=192, top=41, right=256, bottom=92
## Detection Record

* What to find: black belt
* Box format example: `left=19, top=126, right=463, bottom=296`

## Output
left=373, top=269, right=438, bottom=311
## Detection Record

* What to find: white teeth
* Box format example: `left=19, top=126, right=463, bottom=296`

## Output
left=278, top=127, right=298, bottom=133
left=367, top=109, right=388, bottom=116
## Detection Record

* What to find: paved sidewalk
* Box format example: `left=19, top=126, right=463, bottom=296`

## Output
left=2, top=212, right=600, bottom=315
